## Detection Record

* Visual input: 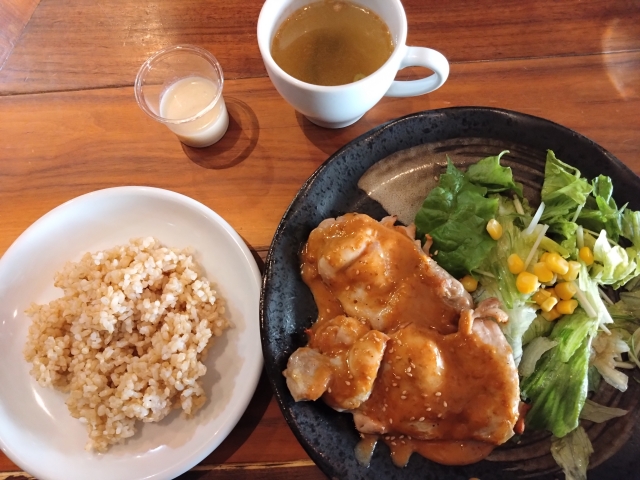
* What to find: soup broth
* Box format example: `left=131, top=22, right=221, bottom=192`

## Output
left=271, top=0, right=394, bottom=86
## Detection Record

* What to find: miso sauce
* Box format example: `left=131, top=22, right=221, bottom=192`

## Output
left=271, top=0, right=394, bottom=86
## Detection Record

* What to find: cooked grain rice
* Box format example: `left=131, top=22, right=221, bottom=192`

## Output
left=23, top=237, right=229, bottom=452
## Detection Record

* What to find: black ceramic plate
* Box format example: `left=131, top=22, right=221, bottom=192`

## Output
left=260, top=107, right=640, bottom=479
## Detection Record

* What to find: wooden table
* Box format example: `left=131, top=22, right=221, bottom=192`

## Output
left=1, top=0, right=639, bottom=478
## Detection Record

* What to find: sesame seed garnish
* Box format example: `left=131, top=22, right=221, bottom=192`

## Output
left=345, top=381, right=351, bottom=385
left=427, top=408, right=432, bottom=412
left=349, top=374, right=353, bottom=379
left=437, top=413, right=442, bottom=418
left=392, top=441, right=397, bottom=446
left=444, top=401, right=448, bottom=407
left=396, top=356, right=401, bottom=360
left=407, top=436, right=412, bottom=440
left=407, top=373, right=413, bottom=377
left=422, top=393, right=428, bottom=397
left=401, top=395, right=407, bottom=400
left=366, top=285, right=371, bottom=290
left=392, top=382, right=397, bottom=387
left=385, top=387, right=389, bottom=392
left=407, top=367, right=412, bottom=373
left=389, top=348, right=394, bottom=354
left=419, top=416, right=425, bottom=421
left=326, top=308, right=330, bottom=313
left=356, top=269, right=360, bottom=275
left=410, top=416, right=415, bottom=421
left=435, top=392, right=442, bottom=396
left=382, top=406, right=386, bottom=412
left=390, top=436, right=395, bottom=440
left=411, top=362, right=416, bottom=369
left=399, top=435, right=404, bottom=439
left=328, top=387, right=332, bottom=393
left=401, top=440, right=406, bottom=445
left=402, top=390, right=407, bottom=395
left=389, top=418, right=393, bottom=424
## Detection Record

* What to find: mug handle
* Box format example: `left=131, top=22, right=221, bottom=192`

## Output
left=384, top=46, right=449, bottom=97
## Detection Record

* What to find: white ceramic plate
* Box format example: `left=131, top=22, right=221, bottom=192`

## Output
left=0, top=187, right=263, bottom=480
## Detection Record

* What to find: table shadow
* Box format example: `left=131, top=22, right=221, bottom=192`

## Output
left=197, top=368, right=273, bottom=467
left=295, top=111, right=363, bottom=156
left=182, top=98, right=260, bottom=169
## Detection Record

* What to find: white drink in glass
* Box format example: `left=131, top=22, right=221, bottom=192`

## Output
left=159, top=76, right=229, bottom=148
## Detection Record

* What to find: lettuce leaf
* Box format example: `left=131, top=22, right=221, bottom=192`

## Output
left=591, top=230, right=639, bottom=288
left=539, top=151, right=592, bottom=238
left=520, top=309, right=598, bottom=437
left=579, top=399, right=627, bottom=423
left=415, top=159, right=499, bottom=278
left=550, top=426, right=593, bottom=480
left=577, top=175, right=625, bottom=242
left=464, top=150, right=524, bottom=197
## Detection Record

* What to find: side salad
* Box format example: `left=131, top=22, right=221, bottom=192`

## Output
left=414, top=150, right=640, bottom=480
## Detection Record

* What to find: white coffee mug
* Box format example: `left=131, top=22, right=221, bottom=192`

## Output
left=257, top=0, right=450, bottom=129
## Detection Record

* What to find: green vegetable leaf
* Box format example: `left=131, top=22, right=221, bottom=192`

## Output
left=540, top=151, right=592, bottom=239
left=622, top=209, right=640, bottom=247
left=521, top=309, right=598, bottom=437
left=415, top=159, right=499, bottom=278
left=465, top=150, right=524, bottom=197
left=591, top=230, right=639, bottom=288
left=577, top=175, right=625, bottom=242
left=550, top=426, right=593, bottom=480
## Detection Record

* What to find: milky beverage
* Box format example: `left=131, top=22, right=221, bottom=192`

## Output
left=159, top=76, right=229, bottom=148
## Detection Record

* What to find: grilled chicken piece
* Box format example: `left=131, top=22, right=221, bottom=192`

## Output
left=284, top=315, right=389, bottom=410
left=354, top=299, right=519, bottom=445
left=301, top=213, right=472, bottom=334
left=285, top=213, right=520, bottom=466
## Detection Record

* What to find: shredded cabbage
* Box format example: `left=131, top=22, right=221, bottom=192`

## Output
left=591, top=330, right=632, bottom=392
left=579, top=399, right=628, bottom=423
left=550, top=426, right=594, bottom=480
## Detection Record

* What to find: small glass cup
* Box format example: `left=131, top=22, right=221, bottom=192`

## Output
left=135, top=45, right=229, bottom=148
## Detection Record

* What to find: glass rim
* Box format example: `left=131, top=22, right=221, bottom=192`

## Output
left=134, top=44, right=225, bottom=125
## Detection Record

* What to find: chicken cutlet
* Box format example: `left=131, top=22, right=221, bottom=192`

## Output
left=283, top=213, right=520, bottom=466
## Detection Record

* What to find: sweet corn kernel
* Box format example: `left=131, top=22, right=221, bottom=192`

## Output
left=557, top=299, right=579, bottom=315
left=540, top=296, right=558, bottom=312
left=542, top=307, right=562, bottom=321
left=508, top=253, right=525, bottom=274
left=555, top=281, right=577, bottom=300
left=562, top=261, right=581, bottom=281
left=540, top=252, right=550, bottom=262
left=545, top=252, right=569, bottom=275
left=532, top=289, right=552, bottom=305
left=533, top=262, right=554, bottom=283
left=579, top=246, right=594, bottom=266
left=516, top=271, right=539, bottom=294
left=486, top=219, right=503, bottom=240
left=460, top=275, right=478, bottom=292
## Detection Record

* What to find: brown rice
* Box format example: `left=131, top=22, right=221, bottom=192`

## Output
left=23, top=237, right=229, bottom=452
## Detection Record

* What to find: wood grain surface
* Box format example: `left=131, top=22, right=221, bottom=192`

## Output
left=1, top=52, right=638, bottom=258
left=0, top=0, right=639, bottom=93
left=1, top=0, right=640, bottom=478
